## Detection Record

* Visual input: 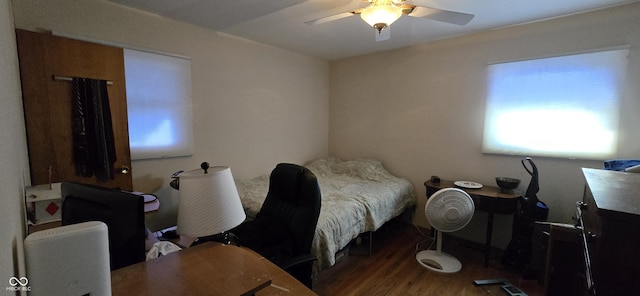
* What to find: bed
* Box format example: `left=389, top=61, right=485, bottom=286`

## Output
left=235, top=157, right=416, bottom=271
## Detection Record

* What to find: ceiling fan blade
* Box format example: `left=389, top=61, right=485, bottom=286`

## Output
left=408, top=6, right=474, bottom=26
left=375, top=27, right=391, bottom=41
left=305, top=12, right=356, bottom=25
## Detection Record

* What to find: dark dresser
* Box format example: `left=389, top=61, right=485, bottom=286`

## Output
left=579, top=168, right=640, bottom=296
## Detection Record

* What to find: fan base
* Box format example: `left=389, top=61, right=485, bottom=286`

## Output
left=416, top=250, right=462, bottom=273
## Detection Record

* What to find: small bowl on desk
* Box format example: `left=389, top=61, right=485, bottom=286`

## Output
left=495, top=177, right=520, bottom=193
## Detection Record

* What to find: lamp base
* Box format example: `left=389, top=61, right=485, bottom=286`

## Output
left=191, top=231, right=239, bottom=247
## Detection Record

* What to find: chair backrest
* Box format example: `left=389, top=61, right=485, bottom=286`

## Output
left=257, top=163, right=321, bottom=257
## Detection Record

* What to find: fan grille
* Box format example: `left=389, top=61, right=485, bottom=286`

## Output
left=425, top=188, right=474, bottom=232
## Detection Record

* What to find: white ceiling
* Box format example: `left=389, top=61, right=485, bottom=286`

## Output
left=106, top=0, right=638, bottom=61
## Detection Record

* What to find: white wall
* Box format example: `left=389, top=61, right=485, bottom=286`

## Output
left=10, top=0, right=639, bottom=251
left=329, top=3, right=640, bottom=248
left=0, top=0, right=29, bottom=287
left=12, top=0, right=330, bottom=230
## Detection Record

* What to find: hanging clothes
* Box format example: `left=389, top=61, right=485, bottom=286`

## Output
left=71, top=77, right=117, bottom=181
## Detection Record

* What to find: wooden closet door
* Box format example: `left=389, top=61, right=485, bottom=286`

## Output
left=17, top=29, right=133, bottom=190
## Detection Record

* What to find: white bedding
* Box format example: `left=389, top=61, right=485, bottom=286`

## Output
left=235, top=157, right=416, bottom=271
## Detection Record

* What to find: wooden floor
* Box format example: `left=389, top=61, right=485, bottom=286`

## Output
left=313, top=221, right=544, bottom=296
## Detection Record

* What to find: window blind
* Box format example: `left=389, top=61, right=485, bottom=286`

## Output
left=124, top=49, right=193, bottom=160
left=482, top=48, right=629, bottom=160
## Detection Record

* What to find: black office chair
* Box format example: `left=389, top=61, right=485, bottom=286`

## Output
left=232, top=163, right=321, bottom=288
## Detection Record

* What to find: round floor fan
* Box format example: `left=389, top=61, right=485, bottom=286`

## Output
left=416, top=188, right=474, bottom=273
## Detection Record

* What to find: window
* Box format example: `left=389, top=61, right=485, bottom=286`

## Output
left=123, top=49, right=193, bottom=160
left=482, top=48, right=629, bottom=160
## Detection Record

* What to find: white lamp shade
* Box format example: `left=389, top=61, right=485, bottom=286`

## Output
left=360, top=1, right=403, bottom=28
left=176, top=166, right=246, bottom=237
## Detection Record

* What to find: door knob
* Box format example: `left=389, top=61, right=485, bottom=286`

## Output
left=118, top=166, right=130, bottom=174
left=587, top=231, right=599, bottom=242
left=577, top=201, right=589, bottom=210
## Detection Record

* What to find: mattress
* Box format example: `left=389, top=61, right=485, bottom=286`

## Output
left=235, top=157, right=416, bottom=270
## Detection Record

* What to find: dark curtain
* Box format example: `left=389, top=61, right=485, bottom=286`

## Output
left=71, top=78, right=117, bottom=181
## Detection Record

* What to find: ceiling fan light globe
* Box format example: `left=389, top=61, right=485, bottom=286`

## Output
left=360, top=3, right=402, bottom=29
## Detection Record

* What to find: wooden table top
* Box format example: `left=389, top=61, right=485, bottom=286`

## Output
left=112, top=242, right=316, bottom=296
left=582, top=168, right=640, bottom=218
left=425, top=179, right=521, bottom=199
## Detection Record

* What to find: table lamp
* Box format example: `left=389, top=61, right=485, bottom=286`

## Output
left=176, top=162, right=246, bottom=246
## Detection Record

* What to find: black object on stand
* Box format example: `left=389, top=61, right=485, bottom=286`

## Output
left=502, top=157, right=549, bottom=278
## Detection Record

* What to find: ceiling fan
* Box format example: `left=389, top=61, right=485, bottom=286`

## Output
left=305, top=0, right=474, bottom=41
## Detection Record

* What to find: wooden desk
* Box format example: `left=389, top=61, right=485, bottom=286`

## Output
left=113, top=242, right=316, bottom=296
left=578, top=168, right=640, bottom=296
left=424, top=180, right=521, bottom=267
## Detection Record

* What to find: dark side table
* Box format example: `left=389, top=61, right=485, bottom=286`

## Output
left=424, top=180, right=521, bottom=267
